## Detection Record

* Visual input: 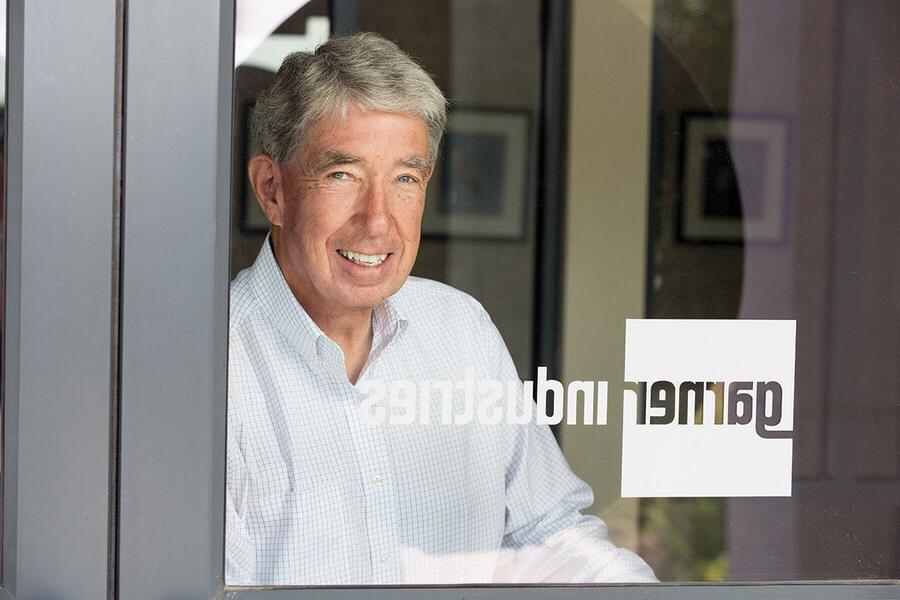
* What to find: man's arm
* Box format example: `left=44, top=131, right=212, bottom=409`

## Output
left=225, top=476, right=256, bottom=584
left=471, top=303, right=657, bottom=583
left=495, top=413, right=658, bottom=583
left=225, top=336, right=257, bottom=585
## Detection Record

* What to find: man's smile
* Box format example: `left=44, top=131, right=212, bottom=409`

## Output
left=337, top=248, right=392, bottom=267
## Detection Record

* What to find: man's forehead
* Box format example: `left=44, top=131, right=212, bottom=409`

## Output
left=289, top=107, right=432, bottom=172
left=309, top=106, right=427, bottom=142
left=304, top=147, right=431, bottom=174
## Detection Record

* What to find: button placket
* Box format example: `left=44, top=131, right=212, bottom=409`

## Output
left=343, top=381, right=403, bottom=583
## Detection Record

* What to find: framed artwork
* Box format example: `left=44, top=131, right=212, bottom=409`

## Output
left=678, top=113, right=789, bottom=244
left=423, top=108, right=530, bottom=240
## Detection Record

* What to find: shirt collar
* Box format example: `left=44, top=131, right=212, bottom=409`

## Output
left=248, top=235, right=409, bottom=368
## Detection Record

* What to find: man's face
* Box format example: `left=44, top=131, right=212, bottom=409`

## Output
left=271, top=104, right=432, bottom=318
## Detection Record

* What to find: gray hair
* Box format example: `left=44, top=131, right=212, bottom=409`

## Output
left=250, top=32, right=447, bottom=166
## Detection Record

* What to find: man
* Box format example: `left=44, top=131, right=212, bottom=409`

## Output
left=226, top=32, right=656, bottom=586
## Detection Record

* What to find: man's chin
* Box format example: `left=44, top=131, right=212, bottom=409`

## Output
left=333, top=282, right=402, bottom=311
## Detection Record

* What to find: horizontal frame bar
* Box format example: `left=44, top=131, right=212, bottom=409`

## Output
left=222, top=583, right=900, bottom=600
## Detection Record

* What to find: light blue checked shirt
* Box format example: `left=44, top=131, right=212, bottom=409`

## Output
left=225, top=238, right=656, bottom=586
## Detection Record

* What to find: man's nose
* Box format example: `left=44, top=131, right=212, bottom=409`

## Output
left=360, top=181, right=391, bottom=233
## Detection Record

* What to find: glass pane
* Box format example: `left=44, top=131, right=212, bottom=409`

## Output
left=639, top=0, right=900, bottom=581
left=227, top=0, right=553, bottom=587
left=225, top=0, right=900, bottom=588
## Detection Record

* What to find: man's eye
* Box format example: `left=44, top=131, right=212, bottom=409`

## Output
left=398, top=175, right=418, bottom=184
left=328, top=171, right=350, bottom=180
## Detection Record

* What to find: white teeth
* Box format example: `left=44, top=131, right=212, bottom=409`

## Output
left=338, top=249, right=389, bottom=266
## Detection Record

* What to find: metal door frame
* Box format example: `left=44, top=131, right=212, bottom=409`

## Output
left=1, top=0, right=898, bottom=598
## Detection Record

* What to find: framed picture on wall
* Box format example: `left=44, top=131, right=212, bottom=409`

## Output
left=678, top=113, right=789, bottom=244
left=423, top=108, right=530, bottom=240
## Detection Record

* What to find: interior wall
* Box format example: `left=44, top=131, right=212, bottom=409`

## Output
left=560, top=0, right=653, bottom=550
left=416, top=0, right=541, bottom=375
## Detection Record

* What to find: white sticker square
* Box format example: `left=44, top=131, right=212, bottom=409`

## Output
left=621, top=319, right=796, bottom=498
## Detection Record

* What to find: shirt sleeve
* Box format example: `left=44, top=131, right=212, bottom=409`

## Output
left=225, top=337, right=257, bottom=585
left=225, top=460, right=256, bottom=585
left=472, top=305, right=658, bottom=584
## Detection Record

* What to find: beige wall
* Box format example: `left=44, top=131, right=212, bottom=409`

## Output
left=560, top=0, right=654, bottom=550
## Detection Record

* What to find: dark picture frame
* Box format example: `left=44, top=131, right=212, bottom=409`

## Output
left=423, top=107, right=531, bottom=241
left=678, top=112, right=789, bottom=244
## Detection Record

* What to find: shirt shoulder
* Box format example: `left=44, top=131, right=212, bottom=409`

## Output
left=229, top=266, right=262, bottom=333
left=391, top=276, right=491, bottom=325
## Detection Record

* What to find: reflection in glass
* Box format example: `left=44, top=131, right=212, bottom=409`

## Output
left=645, top=0, right=900, bottom=581
left=227, top=0, right=658, bottom=587
left=227, top=0, right=900, bottom=586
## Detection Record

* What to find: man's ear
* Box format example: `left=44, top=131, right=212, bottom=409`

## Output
left=248, top=154, right=285, bottom=228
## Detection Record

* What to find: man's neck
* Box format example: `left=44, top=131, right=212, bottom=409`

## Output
left=310, top=307, right=373, bottom=385
left=270, top=234, right=375, bottom=383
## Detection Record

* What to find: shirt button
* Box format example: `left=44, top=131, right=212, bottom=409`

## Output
left=306, top=359, right=316, bottom=370
left=380, top=554, right=391, bottom=565
left=371, top=475, right=383, bottom=486
left=355, top=392, right=364, bottom=405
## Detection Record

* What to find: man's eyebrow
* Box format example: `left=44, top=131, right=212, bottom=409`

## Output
left=306, top=150, right=362, bottom=174
left=397, top=156, right=433, bottom=176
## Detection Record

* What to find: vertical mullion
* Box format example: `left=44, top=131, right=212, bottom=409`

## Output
left=117, top=0, right=234, bottom=597
left=3, top=0, right=118, bottom=597
left=108, top=0, right=127, bottom=597
left=534, top=0, right=570, bottom=436
left=2, top=0, right=24, bottom=587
